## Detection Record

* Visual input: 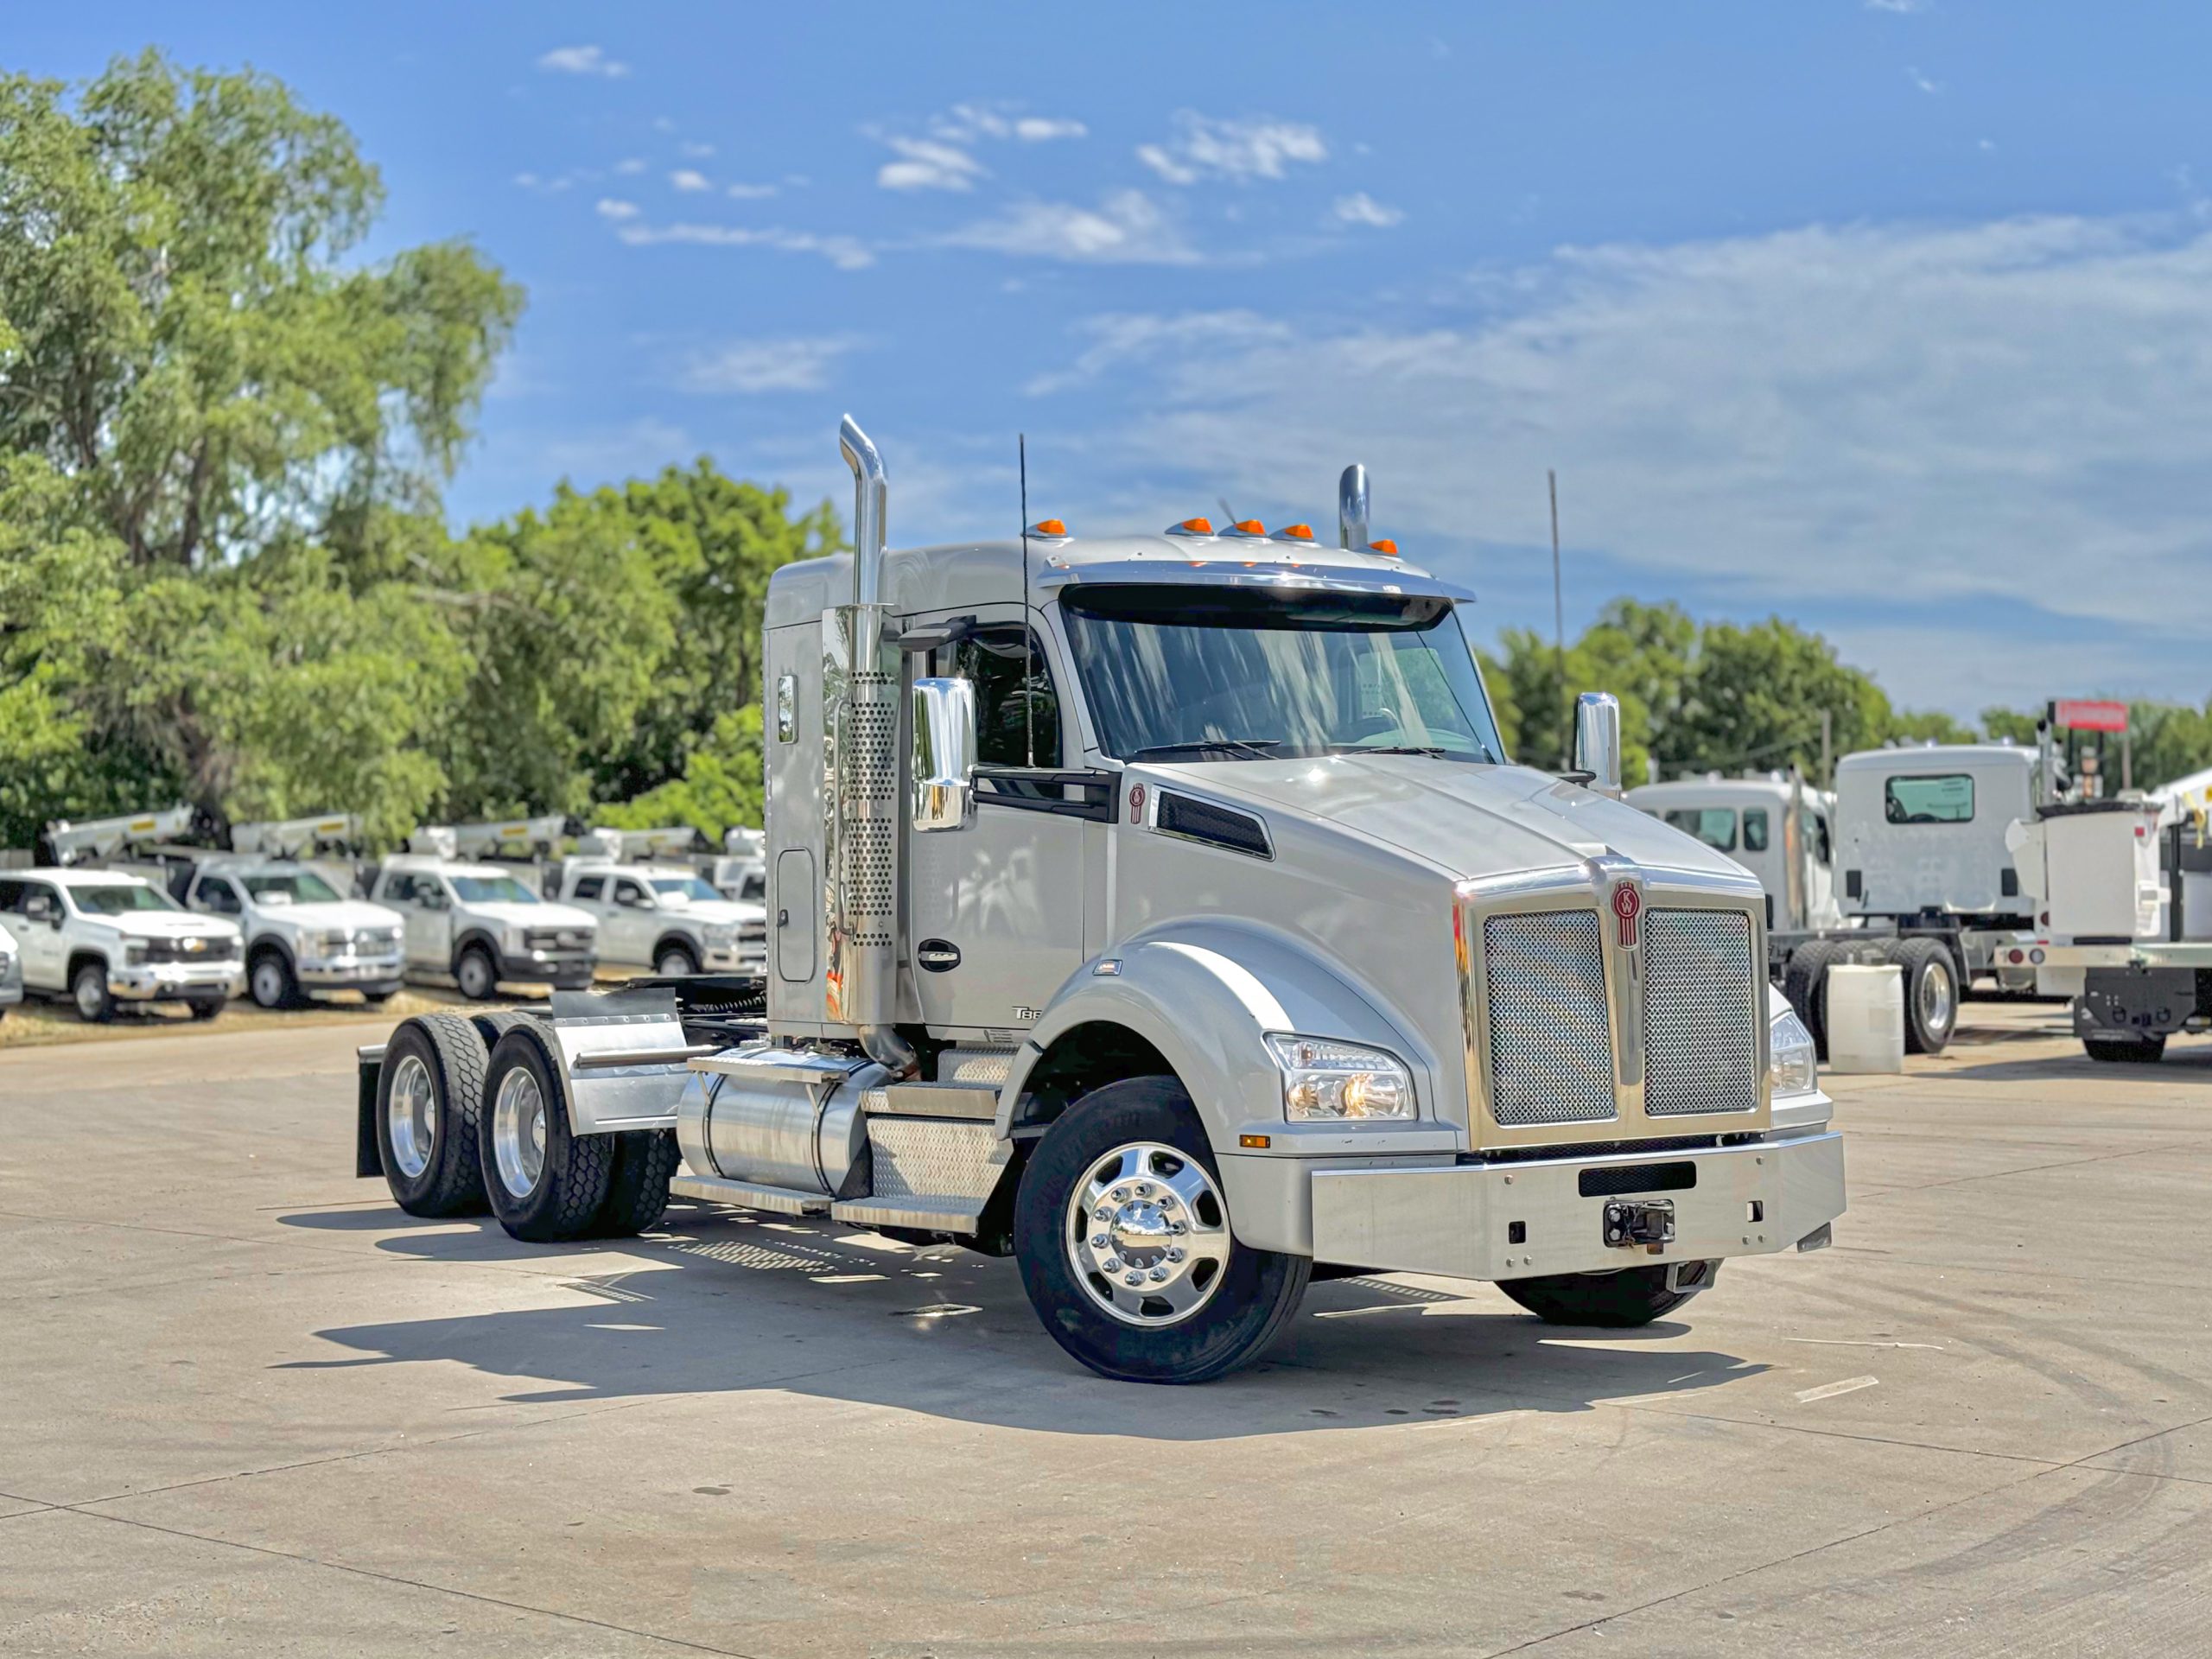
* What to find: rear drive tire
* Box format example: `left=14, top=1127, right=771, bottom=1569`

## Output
left=594, top=1129, right=682, bottom=1236
left=249, top=949, right=301, bottom=1010
left=654, top=943, right=701, bottom=978
left=480, top=1026, right=613, bottom=1242
left=375, top=1014, right=496, bottom=1217
left=1892, top=938, right=1957, bottom=1056
left=2085, top=1034, right=2166, bottom=1065
left=455, top=944, right=499, bottom=1001
left=72, top=961, right=115, bottom=1024
left=1499, top=1264, right=1700, bottom=1328
left=1781, top=941, right=1839, bottom=1057
left=1014, top=1076, right=1310, bottom=1384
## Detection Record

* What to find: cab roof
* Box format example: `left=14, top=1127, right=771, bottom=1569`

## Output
left=765, top=533, right=1460, bottom=630
left=28, top=867, right=153, bottom=887
left=1836, top=744, right=2034, bottom=775
left=377, top=855, right=514, bottom=879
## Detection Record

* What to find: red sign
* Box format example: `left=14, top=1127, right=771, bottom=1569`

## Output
left=1611, top=884, right=1642, bottom=949
left=2055, top=699, right=2128, bottom=734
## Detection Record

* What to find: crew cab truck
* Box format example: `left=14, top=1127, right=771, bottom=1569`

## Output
left=554, top=861, right=768, bottom=977
left=349, top=419, right=1844, bottom=1384
left=184, top=855, right=405, bottom=1009
left=367, top=856, right=598, bottom=1000
left=0, top=920, right=22, bottom=1020
left=0, top=868, right=243, bottom=1021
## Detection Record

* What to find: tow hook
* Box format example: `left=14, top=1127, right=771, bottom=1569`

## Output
left=1603, top=1198, right=1675, bottom=1254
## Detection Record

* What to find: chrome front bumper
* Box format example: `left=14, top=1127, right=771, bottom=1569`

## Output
left=298, top=952, right=405, bottom=989
left=110, top=963, right=244, bottom=1001
left=1307, top=1131, right=1845, bottom=1281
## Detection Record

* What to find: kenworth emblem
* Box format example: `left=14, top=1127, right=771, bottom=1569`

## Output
left=1611, top=882, right=1643, bottom=949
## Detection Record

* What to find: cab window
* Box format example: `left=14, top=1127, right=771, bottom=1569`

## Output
left=1663, top=807, right=1737, bottom=852
left=383, top=874, right=418, bottom=904
left=573, top=874, right=606, bottom=901
left=1742, top=808, right=1770, bottom=853
left=613, top=879, right=652, bottom=909
left=1885, top=773, right=1974, bottom=824
left=947, top=626, right=1060, bottom=768
left=1804, top=806, right=1834, bottom=865
left=197, top=878, right=244, bottom=914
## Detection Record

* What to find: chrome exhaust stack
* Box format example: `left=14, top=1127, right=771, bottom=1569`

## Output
left=828, top=416, right=916, bottom=1075
left=1338, top=464, right=1370, bottom=550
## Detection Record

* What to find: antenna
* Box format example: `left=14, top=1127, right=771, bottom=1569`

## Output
left=1020, top=434, right=1035, bottom=769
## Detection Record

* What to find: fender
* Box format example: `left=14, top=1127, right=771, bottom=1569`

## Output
left=248, top=930, right=298, bottom=972
left=651, top=930, right=701, bottom=966
left=451, top=928, right=503, bottom=973
left=999, top=919, right=1460, bottom=1252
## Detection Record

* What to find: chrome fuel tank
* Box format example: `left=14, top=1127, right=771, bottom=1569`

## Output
left=674, top=1047, right=883, bottom=1198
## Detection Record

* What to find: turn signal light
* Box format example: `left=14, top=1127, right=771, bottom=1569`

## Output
left=1368, top=538, right=1400, bottom=556
left=1028, top=518, right=1068, bottom=537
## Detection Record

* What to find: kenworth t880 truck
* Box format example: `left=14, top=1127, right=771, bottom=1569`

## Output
left=352, top=417, right=1843, bottom=1384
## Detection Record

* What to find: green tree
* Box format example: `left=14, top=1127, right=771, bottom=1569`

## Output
left=595, top=706, right=766, bottom=838
left=1661, top=617, right=1890, bottom=781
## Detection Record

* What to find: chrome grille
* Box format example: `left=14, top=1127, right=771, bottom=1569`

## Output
left=1483, top=910, right=1616, bottom=1125
left=1643, top=909, right=1760, bottom=1117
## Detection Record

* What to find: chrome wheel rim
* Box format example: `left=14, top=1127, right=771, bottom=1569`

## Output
left=1065, top=1141, right=1231, bottom=1327
left=74, top=969, right=103, bottom=1019
left=460, top=954, right=493, bottom=997
left=385, top=1054, right=435, bottom=1179
left=492, top=1067, right=548, bottom=1199
left=252, top=960, right=285, bottom=1007
left=1920, top=959, right=1955, bottom=1034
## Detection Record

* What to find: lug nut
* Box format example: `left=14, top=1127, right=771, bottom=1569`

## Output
left=1093, top=1206, right=1110, bottom=1223
left=1166, top=1247, right=1185, bottom=1263
left=1135, top=1182, right=1152, bottom=1198
left=1169, top=1221, right=1185, bottom=1235
left=1102, top=1255, right=1122, bottom=1273
left=1124, top=1272, right=1144, bottom=1287
left=1148, top=1268, right=1167, bottom=1282
left=1090, top=1233, right=1109, bottom=1249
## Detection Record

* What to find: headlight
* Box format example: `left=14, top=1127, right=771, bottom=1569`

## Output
left=316, top=930, right=353, bottom=955
left=1770, top=1007, right=1819, bottom=1096
left=124, top=940, right=148, bottom=965
left=1264, top=1033, right=1416, bottom=1122
left=702, top=924, right=736, bottom=948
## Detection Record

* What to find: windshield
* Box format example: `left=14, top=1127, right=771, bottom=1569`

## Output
left=242, top=870, right=341, bottom=904
left=451, top=875, right=541, bottom=905
left=651, top=876, right=721, bottom=902
left=73, top=883, right=178, bottom=915
left=1060, top=586, right=1506, bottom=764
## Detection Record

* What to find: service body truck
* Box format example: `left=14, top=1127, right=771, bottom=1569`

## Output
left=0, top=920, right=22, bottom=1019
left=185, top=857, right=405, bottom=1008
left=368, top=857, right=599, bottom=999
left=555, top=862, right=768, bottom=978
left=0, top=868, right=243, bottom=1021
left=348, top=422, right=1844, bottom=1384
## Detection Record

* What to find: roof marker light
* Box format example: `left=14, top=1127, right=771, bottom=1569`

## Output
left=1368, top=538, right=1400, bottom=556
left=1028, top=518, right=1068, bottom=537
left=1230, top=518, right=1266, bottom=536
left=1279, top=523, right=1315, bottom=540
left=1166, top=517, right=1215, bottom=536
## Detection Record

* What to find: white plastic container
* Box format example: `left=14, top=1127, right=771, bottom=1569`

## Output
left=1826, top=963, right=1905, bottom=1074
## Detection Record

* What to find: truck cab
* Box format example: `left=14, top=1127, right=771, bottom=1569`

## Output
left=353, top=420, right=1842, bottom=1385
left=184, top=858, right=406, bottom=1008
left=366, top=856, right=598, bottom=1000
left=554, top=861, right=766, bottom=976
left=0, top=919, right=21, bottom=1018
left=1628, top=774, right=1841, bottom=935
left=0, top=868, right=244, bottom=1021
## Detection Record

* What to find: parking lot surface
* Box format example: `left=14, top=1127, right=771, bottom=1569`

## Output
left=1, top=1007, right=2206, bottom=1656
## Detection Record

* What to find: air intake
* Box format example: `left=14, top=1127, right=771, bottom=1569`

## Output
left=1155, top=792, right=1272, bottom=860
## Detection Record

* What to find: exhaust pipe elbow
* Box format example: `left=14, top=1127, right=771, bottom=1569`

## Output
left=1338, top=463, right=1370, bottom=550
left=839, top=414, right=888, bottom=608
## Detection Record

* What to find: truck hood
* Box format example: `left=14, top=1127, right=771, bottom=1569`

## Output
left=467, top=901, right=597, bottom=932
left=1173, top=756, right=1753, bottom=885
left=249, top=900, right=401, bottom=933
left=661, top=899, right=764, bottom=927
left=91, top=911, right=242, bottom=944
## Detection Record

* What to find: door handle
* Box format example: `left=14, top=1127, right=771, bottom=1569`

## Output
left=777, top=908, right=789, bottom=927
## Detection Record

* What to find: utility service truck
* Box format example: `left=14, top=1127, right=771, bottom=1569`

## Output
left=0, top=868, right=243, bottom=1021
left=182, top=817, right=405, bottom=1009
left=409, top=818, right=574, bottom=896
left=348, top=418, right=1843, bottom=1384
left=556, top=831, right=769, bottom=978
left=367, top=855, right=600, bottom=1000
left=701, top=825, right=769, bottom=903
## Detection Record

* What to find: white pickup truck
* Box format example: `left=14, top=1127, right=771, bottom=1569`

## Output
left=183, top=857, right=406, bottom=1008
left=553, top=862, right=767, bottom=977
left=0, top=920, right=21, bottom=1019
left=0, top=868, right=244, bottom=1021
left=367, top=856, right=599, bottom=999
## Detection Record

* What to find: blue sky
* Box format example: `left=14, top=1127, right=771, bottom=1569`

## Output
left=16, top=3, right=2212, bottom=718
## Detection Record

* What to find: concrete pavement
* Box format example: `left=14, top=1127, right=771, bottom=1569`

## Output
left=1, top=1007, right=2206, bottom=1656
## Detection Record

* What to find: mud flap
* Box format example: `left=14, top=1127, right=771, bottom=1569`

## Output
left=355, top=1046, right=385, bottom=1178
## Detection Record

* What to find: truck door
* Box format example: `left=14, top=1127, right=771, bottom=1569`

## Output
left=607, top=876, right=657, bottom=964
left=4, top=880, right=66, bottom=989
left=384, top=874, right=448, bottom=968
left=907, top=614, right=1088, bottom=1031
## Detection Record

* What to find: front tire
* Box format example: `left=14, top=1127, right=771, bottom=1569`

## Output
left=1499, top=1264, right=1700, bottom=1328
left=454, top=944, right=499, bottom=1001
left=249, top=949, right=301, bottom=1010
left=73, top=962, right=115, bottom=1024
left=375, top=1014, right=495, bottom=1217
left=654, top=943, right=701, bottom=978
left=480, top=1027, right=613, bottom=1242
left=1014, top=1076, right=1309, bottom=1383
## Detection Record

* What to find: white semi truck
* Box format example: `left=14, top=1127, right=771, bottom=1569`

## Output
left=347, top=419, right=1844, bottom=1384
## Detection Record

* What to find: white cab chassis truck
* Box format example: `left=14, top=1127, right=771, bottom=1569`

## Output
left=367, top=855, right=599, bottom=1000
left=554, top=861, right=768, bottom=977
left=349, top=420, right=1844, bottom=1384
left=184, top=855, right=405, bottom=1009
left=0, top=868, right=243, bottom=1021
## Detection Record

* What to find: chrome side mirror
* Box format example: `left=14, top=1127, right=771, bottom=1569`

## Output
left=912, top=677, right=977, bottom=832
left=1573, top=691, right=1624, bottom=798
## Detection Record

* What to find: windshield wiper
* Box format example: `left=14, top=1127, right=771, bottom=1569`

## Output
left=1125, top=738, right=1283, bottom=762
left=1325, top=743, right=1463, bottom=759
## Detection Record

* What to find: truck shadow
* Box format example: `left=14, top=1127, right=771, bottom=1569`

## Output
left=1916, top=1045, right=2212, bottom=1084
left=277, top=1203, right=1765, bottom=1440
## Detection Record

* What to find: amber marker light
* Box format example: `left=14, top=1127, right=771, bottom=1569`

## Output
left=1279, top=523, right=1315, bottom=540
left=1239, top=1134, right=1272, bottom=1149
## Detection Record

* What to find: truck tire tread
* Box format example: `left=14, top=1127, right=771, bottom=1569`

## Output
left=480, top=1027, right=616, bottom=1242
left=594, top=1129, right=681, bottom=1236
left=1782, top=941, right=1839, bottom=1058
left=377, top=1014, right=494, bottom=1217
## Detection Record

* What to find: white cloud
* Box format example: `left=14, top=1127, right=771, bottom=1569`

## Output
left=877, top=136, right=985, bottom=193
left=1334, top=192, right=1404, bottom=228
left=679, top=140, right=715, bottom=158
left=670, top=168, right=712, bottom=192
left=1027, top=311, right=1290, bottom=395
left=1866, top=0, right=1929, bottom=11
left=1026, top=214, right=2212, bottom=709
left=1014, top=116, right=1087, bottom=143
left=1906, top=66, right=1943, bottom=94
left=615, top=220, right=875, bottom=270
left=940, top=190, right=1195, bottom=264
left=929, top=103, right=1087, bottom=144
left=595, top=198, right=641, bottom=221
left=726, top=181, right=779, bottom=200
left=679, top=336, right=861, bottom=395
left=536, top=44, right=629, bottom=78
left=613, top=157, right=646, bottom=175
left=1138, top=112, right=1328, bottom=185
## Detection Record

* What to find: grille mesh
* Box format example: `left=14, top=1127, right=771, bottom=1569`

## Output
left=1643, top=909, right=1760, bottom=1116
left=1483, top=910, right=1616, bottom=1124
